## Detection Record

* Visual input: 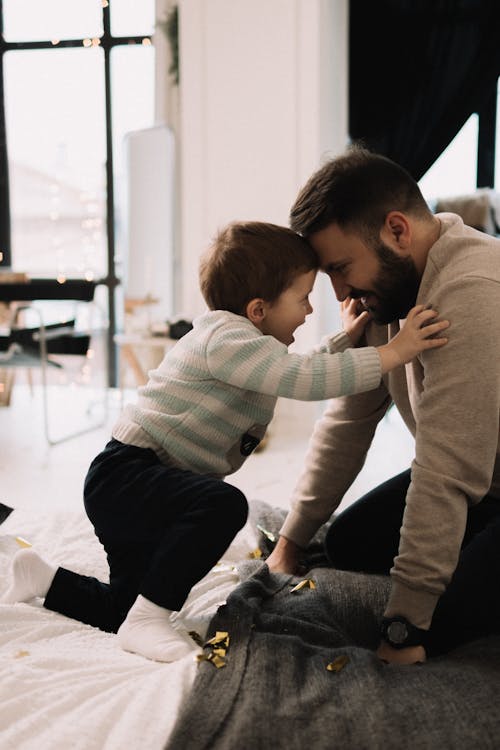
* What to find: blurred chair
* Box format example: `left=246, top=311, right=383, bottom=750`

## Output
left=0, top=278, right=107, bottom=445
left=435, top=188, right=500, bottom=235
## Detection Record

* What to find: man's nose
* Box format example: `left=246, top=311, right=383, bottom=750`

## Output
left=306, top=300, right=313, bottom=315
left=330, top=275, right=351, bottom=302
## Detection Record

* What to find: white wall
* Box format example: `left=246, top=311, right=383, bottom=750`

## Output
left=164, top=0, right=348, bottom=341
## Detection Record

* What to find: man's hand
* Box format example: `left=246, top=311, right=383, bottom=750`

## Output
left=376, top=640, right=427, bottom=665
left=266, top=536, right=301, bottom=574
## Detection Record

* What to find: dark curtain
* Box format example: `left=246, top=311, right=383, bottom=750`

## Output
left=349, top=0, right=500, bottom=180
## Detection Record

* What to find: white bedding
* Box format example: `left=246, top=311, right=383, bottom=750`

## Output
left=0, top=506, right=259, bottom=749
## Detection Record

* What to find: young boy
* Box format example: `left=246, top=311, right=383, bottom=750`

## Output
left=2, top=221, right=448, bottom=663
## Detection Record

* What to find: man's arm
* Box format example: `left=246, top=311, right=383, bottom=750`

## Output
left=382, top=274, right=500, bottom=653
left=376, top=642, right=426, bottom=664
left=266, top=535, right=302, bottom=574
left=269, top=369, right=392, bottom=563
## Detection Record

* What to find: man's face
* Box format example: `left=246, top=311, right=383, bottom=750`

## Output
left=309, top=223, right=420, bottom=324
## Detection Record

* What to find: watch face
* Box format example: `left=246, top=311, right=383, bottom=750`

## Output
left=387, top=621, right=408, bottom=644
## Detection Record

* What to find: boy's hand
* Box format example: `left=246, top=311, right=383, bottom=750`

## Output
left=391, top=304, right=449, bottom=365
left=342, top=297, right=372, bottom=346
left=377, top=304, right=449, bottom=374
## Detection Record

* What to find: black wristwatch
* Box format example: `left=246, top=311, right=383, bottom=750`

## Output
left=380, top=616, right=429, bottom=649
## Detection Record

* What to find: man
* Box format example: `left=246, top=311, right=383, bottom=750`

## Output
left=266, top=146, right=500, bottom=664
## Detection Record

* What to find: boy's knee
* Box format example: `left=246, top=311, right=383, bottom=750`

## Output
left=218, top=484, right=248, bottom=530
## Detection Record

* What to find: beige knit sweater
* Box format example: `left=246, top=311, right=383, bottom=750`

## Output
left=281, top=213, right=500, bottom=629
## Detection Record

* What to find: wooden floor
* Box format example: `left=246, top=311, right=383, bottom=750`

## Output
left=1, top=383, right=414, bottom=516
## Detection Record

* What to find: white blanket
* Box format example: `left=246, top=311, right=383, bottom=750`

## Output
left=0, top=507, right=259, bottom=750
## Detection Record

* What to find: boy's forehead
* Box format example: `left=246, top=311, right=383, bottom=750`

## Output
left=293, top=268, right=316, bottom=290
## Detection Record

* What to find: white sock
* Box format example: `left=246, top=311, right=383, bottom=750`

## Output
left=1, top=548, right=56, bottom=603
left=117, top=595, right=195, bottom=663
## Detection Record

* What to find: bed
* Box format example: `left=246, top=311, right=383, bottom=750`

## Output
left=2, top=502, right=500, bottom=750
left=0, top=501, right=260, bottom=749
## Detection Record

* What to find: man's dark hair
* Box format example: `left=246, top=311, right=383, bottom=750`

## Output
left=290, top=145, right=432, bottom=242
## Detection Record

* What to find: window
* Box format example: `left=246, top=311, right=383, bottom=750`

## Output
left=0, top=0, right=156, bottom=383
left=420, top=82, right=499, bottom=207
left=419, top=115, right=479, bottom=203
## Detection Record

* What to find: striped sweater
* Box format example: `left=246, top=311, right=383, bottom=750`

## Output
left=112, top=310, right=381, bottom=477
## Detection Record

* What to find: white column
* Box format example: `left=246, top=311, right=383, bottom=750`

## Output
left=177, top=0, right=348, bottom=338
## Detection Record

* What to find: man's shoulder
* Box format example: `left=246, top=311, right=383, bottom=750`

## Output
left=426, top=214, right=500, bottom=286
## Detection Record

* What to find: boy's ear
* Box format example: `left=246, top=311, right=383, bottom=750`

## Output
left=246, top=298, right=266, bottom=324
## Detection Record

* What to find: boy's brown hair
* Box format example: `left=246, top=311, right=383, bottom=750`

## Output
left=199, top=221, right=318, bottom=314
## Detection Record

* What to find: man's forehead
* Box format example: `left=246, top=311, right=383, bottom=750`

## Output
left=310, top=225, right=363, bottom=263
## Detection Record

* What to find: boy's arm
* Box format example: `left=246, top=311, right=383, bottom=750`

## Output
left=205, top=320, right=383, bottom=401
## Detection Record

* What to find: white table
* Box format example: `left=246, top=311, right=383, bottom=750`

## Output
left=114, top=332, right=176, bottom=387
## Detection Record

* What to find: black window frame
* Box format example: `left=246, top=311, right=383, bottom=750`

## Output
left=477, top=84, right=497, bottom=189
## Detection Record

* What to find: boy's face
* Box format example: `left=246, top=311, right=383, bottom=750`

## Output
left=261, top=269, right=316, bottom=346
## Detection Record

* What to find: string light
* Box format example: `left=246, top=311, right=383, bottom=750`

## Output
left=83, top=38, right=92, bottom=48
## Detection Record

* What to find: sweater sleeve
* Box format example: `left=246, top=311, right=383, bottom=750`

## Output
left=280, top=381, right=392, bottom=547
left=205, top=322, right=382, bottom=401
left=385, top=274, right=500, bottom=629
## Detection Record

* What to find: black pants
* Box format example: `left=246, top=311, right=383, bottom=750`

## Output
left=44, top=440, right=248, bottom=633
left=325, top=469, right=500, bottom=655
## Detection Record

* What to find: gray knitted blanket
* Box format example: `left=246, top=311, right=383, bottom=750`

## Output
left=167, top=503, right=500, bottom=750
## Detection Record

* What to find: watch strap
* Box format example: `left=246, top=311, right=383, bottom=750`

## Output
left=380, top=616, right=429, bottom=649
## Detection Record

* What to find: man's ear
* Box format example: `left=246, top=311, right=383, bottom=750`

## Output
left=380, top=211, right=411, bottom=250
left=246, top=298, right=266, bottom=325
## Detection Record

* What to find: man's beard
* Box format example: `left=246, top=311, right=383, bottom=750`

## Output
left=351, top=241, right=420, bottom=324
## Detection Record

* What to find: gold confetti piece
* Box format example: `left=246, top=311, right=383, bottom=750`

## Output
left=256, top=524, right=276, bottom=543
left=188, top=631, right=204, bottom=647
left=196, top=630, right=231, bottom=668
left=249, top=548, right=262, bottom=559
left=206, top=631, right=230, bottom=648
left=197, top=651, right=227, bottom=669
left=326, top=655, right=349, bottom=673
left=14, top=650, right=30, bottom=659
left=209, top=653, right=227, bottom=668
left=14, top=536, right=32, bottom=548
left=290, top=578, right=316, bottom=593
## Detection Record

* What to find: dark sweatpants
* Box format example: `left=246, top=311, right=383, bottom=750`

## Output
left=44, top=439, right=248, bottom=633
left=325, top=469, right=500, bottom=656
